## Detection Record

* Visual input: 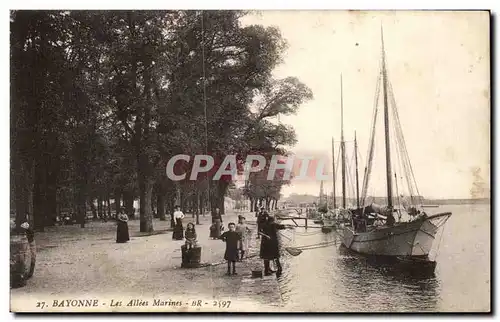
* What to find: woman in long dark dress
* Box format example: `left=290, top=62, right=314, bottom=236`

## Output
left=116, top=212, right=130, bottom=243
left=172, top=206, right=185, bottom=240
left=219, top=223, right=241, bottom=275
left=259, top=216, right=287, bottom=276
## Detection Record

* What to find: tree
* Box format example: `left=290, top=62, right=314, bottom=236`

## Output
left=10, top=10, right=313, bottom=233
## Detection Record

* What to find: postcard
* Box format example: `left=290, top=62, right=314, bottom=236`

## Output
left=10, top=10, right=490, bottom=313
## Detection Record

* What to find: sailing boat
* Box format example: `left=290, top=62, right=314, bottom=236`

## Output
left=341, top=29, right=452, bottom=262
left=315, top=180, right=334, bottom=231
left=324, top=76, right=356, bottom=232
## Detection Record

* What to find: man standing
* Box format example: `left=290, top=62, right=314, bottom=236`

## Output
left=259, top=216, right=288, bottom=276
left=256, top=207, right=268, bottom=240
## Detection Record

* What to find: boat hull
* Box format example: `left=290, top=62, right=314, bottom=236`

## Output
left=321, top=226, right=334, bottom=233
left=342, top=212, right=451, bottom=257
left=321, top=219, right=336, bottom=233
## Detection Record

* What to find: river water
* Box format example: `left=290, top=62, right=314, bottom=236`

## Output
left=277, top=204, right=490, bottom=312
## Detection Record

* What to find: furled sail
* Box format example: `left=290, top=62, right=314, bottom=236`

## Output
left=360, top=75, right=381, bottom=205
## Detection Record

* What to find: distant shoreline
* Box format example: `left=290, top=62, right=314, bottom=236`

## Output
left=282, top=195, right=490, bottom=206
left=421, top=198, right=490, bottom=206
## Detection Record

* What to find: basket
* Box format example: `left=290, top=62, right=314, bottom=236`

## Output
left=10, top=235, right=36, bottom=287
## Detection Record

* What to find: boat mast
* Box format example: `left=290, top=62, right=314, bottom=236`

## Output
left=381, top=26, right=393, bottom=209
left=332, top=137, right=336, bottom=209
left=326, top=189, right=329, bottom=208
left=355, top=131, right=360, bottom=209
left=319, top=180, right=325, bottom=205
left=340, top=74, right=347, bottom=209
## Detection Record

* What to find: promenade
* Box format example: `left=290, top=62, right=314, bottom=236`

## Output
left=10, top=211, right=282, bottom=312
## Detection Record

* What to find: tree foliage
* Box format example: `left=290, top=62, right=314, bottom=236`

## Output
left=10, top=10, right=313, bottom=231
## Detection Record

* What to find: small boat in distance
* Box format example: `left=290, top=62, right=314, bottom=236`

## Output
left=340, top=28, right=451, bottom=265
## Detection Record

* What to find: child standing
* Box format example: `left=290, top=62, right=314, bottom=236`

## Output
left=236, top=216, right=252, bottom=260
left=184, top=222, right=197, bottom=250
left=219, top=222, right=241, bottom=275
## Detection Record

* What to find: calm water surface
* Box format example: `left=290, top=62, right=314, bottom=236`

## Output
left=277, top=204, right=490, bottom=312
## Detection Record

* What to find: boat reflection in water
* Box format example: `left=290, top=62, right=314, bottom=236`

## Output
left=277, top=224, right=440, bottom=312
left=338, top=244, right=437, bottom=279
left=335, top=245, right=439, bottom=312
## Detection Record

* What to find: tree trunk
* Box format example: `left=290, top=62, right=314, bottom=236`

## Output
left=44, top=132, right=59, bottom=226
left=195, top=192, right=200, bottom=225
left=11, top=16, right=35, bottom=231
left=180, top=190, right=185, bottom=212
left=169, top=199, right=175, bottom=228
left=107, top=198, right=111, bottom=217
left=114, top=189, right=122, bottom=214
left=151, top=191, right=157, bottom=218
left=157, top=191, right=166, bottom=221
left=123, top=191, right=134, bottom=219
left=139, top=177, right=154, bottom=233
left=76, top=188, right=86, bottom=228
left=191, top=195, right=195, bottom=218
left=33, top=160, right=45, bottom=231
left=45, top=177, right=57, bottom=226
left=219, top=195, right=225, bottom=215
left=90, top=198, right=97, bottom=219
left=97, top=197, right=103, bottom=218
left=199, top=191, right=204, bottom=216
left=13, top=156, right=35, bottom=230
left=250, top=198, right=254, bottom=212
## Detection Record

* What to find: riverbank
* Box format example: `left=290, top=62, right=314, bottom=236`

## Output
left=10, top=211, right=282, bottom=312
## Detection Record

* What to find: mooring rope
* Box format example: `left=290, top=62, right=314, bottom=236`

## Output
left=295, top=240, right=338, bottom=250
left=434, top=223, right=447, bottom=261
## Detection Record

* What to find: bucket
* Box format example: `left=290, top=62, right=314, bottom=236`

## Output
left=251, top=270, right=263, bottom=278
left=181, top=246, right=201, bottom=268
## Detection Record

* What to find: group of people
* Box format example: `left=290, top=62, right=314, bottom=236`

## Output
left=114, top=205, right=290, bottom=277
left=218, top=215, right=252, bottom=275
left=218, top=207, right=291, bottom=276
left=172, top=206, right=198, bottom=250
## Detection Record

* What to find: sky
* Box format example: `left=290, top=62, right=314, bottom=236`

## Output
left=241, top=11, right=490, bottom=200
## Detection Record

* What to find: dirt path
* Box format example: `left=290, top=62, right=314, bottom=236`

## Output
left=11, top=211, right=282, bottom=312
